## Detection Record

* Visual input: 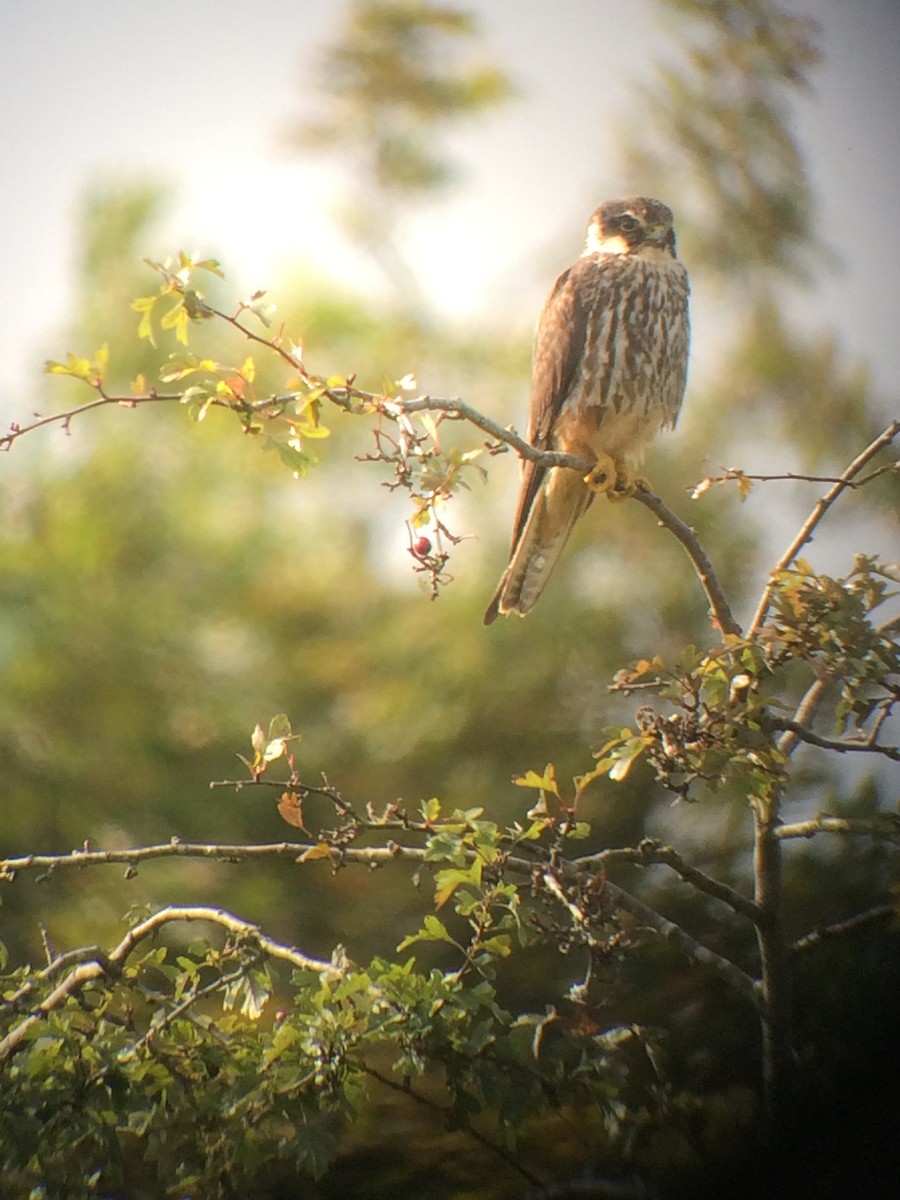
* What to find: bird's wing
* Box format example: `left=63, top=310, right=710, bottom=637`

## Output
left=507, top=257, right=596, bottom=553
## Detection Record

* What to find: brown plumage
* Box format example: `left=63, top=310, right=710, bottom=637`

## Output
left=483, top=197, right=690, bottom=625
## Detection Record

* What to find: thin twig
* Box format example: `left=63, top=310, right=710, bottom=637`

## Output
left=766, top=716, right=899, bottom=762
left=748, top=421, right=900, bottom=637
left=698, top=463, right=898, bottom=489
left=0, top=392, right=179, bottom=450
left=790, top=904, right=896, bottom=957
left=573, top=839, right=761, bottom=923
left=362, top=1065, right=545, bottom=1187
left=775, top=816, right=900, bottom=843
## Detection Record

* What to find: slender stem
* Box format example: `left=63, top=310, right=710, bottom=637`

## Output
left=574, top=840, right=762, bottom=924
left=363, top=1066, right=544, bottom=1187
left=790, top=904, right=895, bottom=958
left=748, top=421, right=900, bottom=637
left=776, top=816, right=900, bottom=842
left=767, top=717, right=899, bottom=761
left=752, top=795, right=795, bottom=1129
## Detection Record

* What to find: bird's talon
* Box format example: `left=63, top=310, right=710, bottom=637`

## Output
left=584, top=452, right=618, bottom=495
left=607, top=464, right=638, bottom=503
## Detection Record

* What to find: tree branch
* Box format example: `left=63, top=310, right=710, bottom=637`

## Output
left=775, top=815, right=900, bottom=843
left=573, top=839, right=761, bottom=924
left=0, top=904, right=340, bottom=1062
left=584, top=871, right=759, bottom=1005
left=0, top=391, right=181, bottom=451
left=765, top=716, right=900, bottom=762
left=790, top=904, right=896, bottom=957
left=748, top=421, right=900, bottom=637
left=1, top=838, right=758, bottom=1004
left=776, top=676, right=831, bottom=757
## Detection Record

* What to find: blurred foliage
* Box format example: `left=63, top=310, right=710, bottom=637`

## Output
left=622, top=0, right=823, bottom=285
left=1, top=0, right=899, bottom=1196
left=286, top=0, right=515, bottom=315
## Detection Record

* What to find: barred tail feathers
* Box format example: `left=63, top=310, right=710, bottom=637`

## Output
left=483, top=468, right=590, bottom=623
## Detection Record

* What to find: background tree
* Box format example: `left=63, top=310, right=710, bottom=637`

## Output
left=1, top=2, right=898, bottom=1197
left=284, top=0, right=515, bottom=317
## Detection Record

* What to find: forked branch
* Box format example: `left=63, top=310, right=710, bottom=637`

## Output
left=0, top=904, right=339, bottom=1062
left=748, top=421, right=900, bottom=636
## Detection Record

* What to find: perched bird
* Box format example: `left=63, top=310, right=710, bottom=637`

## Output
left=483, top=196, right=690, bottom=625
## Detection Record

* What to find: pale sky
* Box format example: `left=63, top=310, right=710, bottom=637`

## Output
left=2, top=0, right=899, bottom=424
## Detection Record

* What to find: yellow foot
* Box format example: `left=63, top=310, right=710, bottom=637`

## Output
left=607, top=464, right=651, bottom=503
left=583, top=451, right=619, bottom=495
left=584, top=455, right=647, bottom=503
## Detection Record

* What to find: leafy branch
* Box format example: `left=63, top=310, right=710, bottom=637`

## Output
left=0, top=904, right=340, bottom=1062
left=747, top=420, right=900, bottom=636
left=11, top=254, right=896, bottom=639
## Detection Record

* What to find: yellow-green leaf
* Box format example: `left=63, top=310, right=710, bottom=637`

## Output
left=513, top=765, right=559, bottom=796
left=298, top=843, right=332, bottom=863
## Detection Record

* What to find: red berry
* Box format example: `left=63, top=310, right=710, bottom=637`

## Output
left=412, top=536, right=432, bottom=557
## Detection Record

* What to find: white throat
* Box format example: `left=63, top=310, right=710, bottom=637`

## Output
left=584, top=227, right=674, bottom=263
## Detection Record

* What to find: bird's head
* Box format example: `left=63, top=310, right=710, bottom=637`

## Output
left=585, top=197, right=677, bottom=258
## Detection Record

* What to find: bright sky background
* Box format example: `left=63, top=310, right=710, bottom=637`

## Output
left=2, top=0, right=899, bottom=426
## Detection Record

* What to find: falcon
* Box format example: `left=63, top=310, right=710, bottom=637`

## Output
left=483, top=196, right=690, bottom=624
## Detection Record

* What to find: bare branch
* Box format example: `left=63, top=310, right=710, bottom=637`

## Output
left=586, top=872, right=759, bottom=1005
left=573, top=839, right=761, bottom=923
left=696, top=462, right=898, bottom=490
left=748, top=421, right=900, bottom=637
left=0, top=391, right=180, bottom=451
left=776, top=676, right=831, bottom=757
left=766, top=716, right=900, bottom=762
left=791, top=904, right=896, bottom=957
left=776, top=815, right=900, bottom=843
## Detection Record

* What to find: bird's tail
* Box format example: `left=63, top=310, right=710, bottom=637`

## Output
left=483, top=469, right=591, bottom=624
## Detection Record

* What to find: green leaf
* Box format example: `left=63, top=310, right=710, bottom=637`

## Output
left=268, top=438, right=318, bottom=477
left=396, top=913, right=454, bottom=951
left=608, top=737, right=646, bottom=782
left=131, top=295, right=158, bottom=344
left=513, top=765, right=559, bottom=796
left=434, top=860, right=482, bottom=908
left=44, top=353, right=92, bottom=379
left=420, top=797, right=441, bottom=823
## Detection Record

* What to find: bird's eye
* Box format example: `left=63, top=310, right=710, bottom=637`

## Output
left=619, top=215, right=640, bottom=232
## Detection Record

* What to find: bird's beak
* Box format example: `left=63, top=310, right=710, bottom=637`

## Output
left=645, top=224, right=674, bottom=247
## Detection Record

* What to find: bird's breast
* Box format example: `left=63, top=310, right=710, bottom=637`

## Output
left=559, top=255, right=689, bottom=455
